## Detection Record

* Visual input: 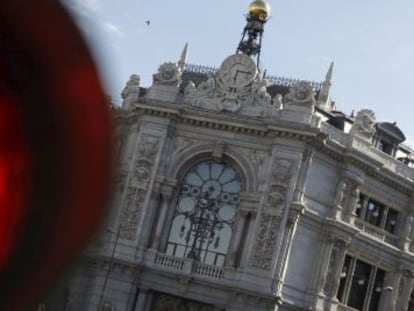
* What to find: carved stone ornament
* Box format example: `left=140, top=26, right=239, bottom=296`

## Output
left=267, top=159, right=293, bottom=210
left=172, top=136, right=197, bottom=157
left=249, top=149, right=267, bottom=186
left=185, top=53, right=278, bottom=118
left=284, top=81, right=316, bottom=106
left=153, top=62, right=182, bottom=87
left=350, top=109, right=376, bottom=139
left=121, top=74, right=140, bottom=110
left=119, top=135, right=160, bottom=240
left=249, top=214, right=280, bottom=270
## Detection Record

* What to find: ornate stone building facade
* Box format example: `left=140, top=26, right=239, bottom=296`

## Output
left=52, top=2, right=414, bottom=311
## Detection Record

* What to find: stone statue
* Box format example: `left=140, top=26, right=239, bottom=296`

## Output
left=252, top=79, right=271, bottom=106
left=272, top=94, right=283, bottom=109
left=121, top=74, right=140, bottom=110
left=350, top=186, right=360, bottom=213
left=334, top=179, right=347, bottom=207
left=350, top=109, right=376, bottom=140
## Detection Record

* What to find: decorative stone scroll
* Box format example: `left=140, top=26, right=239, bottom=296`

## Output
left=249, top=214, right=281, bottom=270
left=119, top=135, right=160, bottom=240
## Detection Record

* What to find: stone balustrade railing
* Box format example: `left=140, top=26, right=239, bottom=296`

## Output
left=153, top=252, right=224, bottom=280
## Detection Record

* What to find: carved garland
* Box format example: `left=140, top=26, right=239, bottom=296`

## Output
left=119, top=135, right=160, bottom=240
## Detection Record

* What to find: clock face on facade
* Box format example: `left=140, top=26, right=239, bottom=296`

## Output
left=218, top=54, right=258, bottom=88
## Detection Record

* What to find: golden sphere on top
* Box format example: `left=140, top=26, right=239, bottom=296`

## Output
left=248, top=0, right=271, bottom=21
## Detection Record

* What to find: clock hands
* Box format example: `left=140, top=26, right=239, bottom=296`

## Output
left=233, top=69, right=252, bottom=84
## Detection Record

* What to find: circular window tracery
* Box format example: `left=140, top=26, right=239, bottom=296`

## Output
left=165, top=160, right=242, bottom=266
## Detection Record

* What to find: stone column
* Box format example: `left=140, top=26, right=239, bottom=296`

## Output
left=321, top=238, right=350, bottom=310
left=396, top=269, right=414, bottom=311
left=399, top=212, right=414, bottom=251
left=227, top=209, right=249, bottom=267
left=292, top=148, right=314, bottom=204
left=311, top=232, right=340, bottom=310
left=239, top=210, right=257, bottom=268
left=272, top=204, right=303, bottom=295
left=378, top=270, right=401, bottom=311
left=151, top=189, right=173, bottom=250
left=137, top=186, right=161, bottom=250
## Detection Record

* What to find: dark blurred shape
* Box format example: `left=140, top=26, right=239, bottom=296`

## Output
left=0, top=1, right=112, bottom=310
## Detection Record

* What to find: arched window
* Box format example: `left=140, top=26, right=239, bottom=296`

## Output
left=165, top=160, right=242, bottom=267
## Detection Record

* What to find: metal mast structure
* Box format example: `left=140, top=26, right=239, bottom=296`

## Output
left=237, top=0, right=271, bottom=68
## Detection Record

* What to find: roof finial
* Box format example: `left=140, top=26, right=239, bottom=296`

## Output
left=325, top=61, right=334, bottom=86
left=178, top=42, right=188, bottom=72
left=317, top=61, right=334, bottom=110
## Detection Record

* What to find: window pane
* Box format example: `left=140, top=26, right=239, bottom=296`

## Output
left=365, top=199, right=384, bottom=227
left=348, top=260, right=372, bottom=310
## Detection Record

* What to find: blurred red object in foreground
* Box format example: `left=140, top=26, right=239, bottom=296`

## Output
left=0, top=1, right=112, bottom=310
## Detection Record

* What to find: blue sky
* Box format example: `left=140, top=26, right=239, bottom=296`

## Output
left=63, top=0, right=414, bottom=146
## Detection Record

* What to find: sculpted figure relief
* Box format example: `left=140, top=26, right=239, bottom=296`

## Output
left=121, top=74, right=140, bottom=109
left=284, top=81, right=316, bottom=106
left=351, top=109, right=376, bottom=139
